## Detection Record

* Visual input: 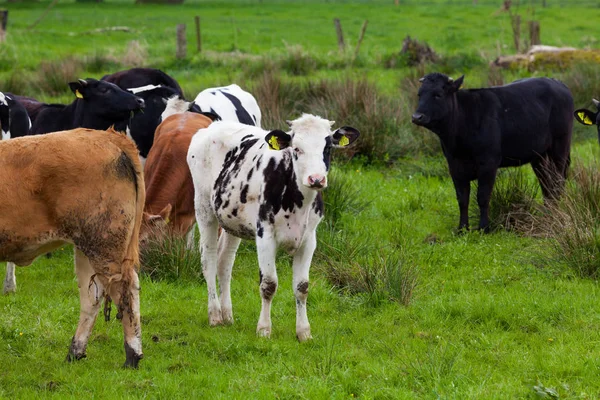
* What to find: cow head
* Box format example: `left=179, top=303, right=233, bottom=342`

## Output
left=139, top=204, right=172, bottom=247
left=68, top=78, right=145, bottom=120
left=412, top=73, right=464, bottom=128
left=265, top=114, right=360, bottom=190
left=574, top=99, right=600, bottom=142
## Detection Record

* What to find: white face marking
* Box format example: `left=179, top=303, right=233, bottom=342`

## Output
left=127, top=84, right=162, bottom=94
left=160, top=95, right=190, bottom=120
left=0, top=92, right=6, bottom=106
left=2, top=130, right=10, bottom=140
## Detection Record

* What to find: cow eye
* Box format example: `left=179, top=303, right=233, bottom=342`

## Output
left=294, top=147, right=303, bottom=155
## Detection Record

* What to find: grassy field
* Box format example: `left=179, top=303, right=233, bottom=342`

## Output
left=2, top=1, right=600, bottom=398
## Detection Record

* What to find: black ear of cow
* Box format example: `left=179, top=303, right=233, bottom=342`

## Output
left=450, top=75, right=464, bottom=92
left=265, top=130, right=292, bottom=150
left=188, top=101, right=201, bottom=113
left=332, top=126, right=360, bottom=147
left=574, top=108, right=598, bottom=126
left=68, top=81, right=86, bottom=99
left=200, top=111, right=221, bottom=122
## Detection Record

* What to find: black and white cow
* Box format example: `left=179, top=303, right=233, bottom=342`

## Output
left=574, top=99, right=600, bottom=141
left=187, top=114, right=359, bottom=340
left=102, top=68, right=186, bottom=160
left=412, top=73, right=573, bottom=232
left=30, top=78, right=145, bottom=135
left=0, top=92, right=31, bottom=140
left=194, top=84, right=261, bottom=127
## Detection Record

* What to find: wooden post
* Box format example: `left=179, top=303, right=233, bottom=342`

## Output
left=333, top=18, right=345, bottom=52
left=394, top=0, right=399, bottom=5
left=529, top=21, right=540, bottom=46
left=176, top=24, right=187, bottom=59
left=195, top=16, right=201, bottom=53
left=354, top=20, right=368, bottom=59
left=512, top=14, right=521, bottom=53
left=0, top=10, right=7, bottom=42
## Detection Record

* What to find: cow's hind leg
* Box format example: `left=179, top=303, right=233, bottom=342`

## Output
left=198, top=211, right=222, bottom=326
left=256, top=233, right=278, bottom=338
left=293, top=230, right=316, bottom=342
left=68, top=249, right=104, bottom=362
left=106, top=268, right=143, bottom=368
left=476, top=168, right=497, bottom=232
left=3, top=262, right=16, bottom=294
left=532, top=155, right=561, bottom=201
left=217, top=231, right=241, bottom=324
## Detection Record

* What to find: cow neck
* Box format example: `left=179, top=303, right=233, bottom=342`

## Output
left=69, top=99, right=111, bottom=130
left=433, top=92, right=466, bottom=152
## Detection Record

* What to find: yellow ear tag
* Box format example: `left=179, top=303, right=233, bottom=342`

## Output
left=578, top=111, right=593, bottom=125
left=339, top=135, right=350, bottom=146
left=75, top=90, right=84, bottom=99
left=268, top=135, right=280, bottom=150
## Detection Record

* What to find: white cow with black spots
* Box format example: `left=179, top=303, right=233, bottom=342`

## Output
left=187, top=113, right=359, bottom=340
left=194, top=84, right=261, bottom=127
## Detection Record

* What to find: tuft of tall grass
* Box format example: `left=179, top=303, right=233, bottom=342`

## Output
left=36, top=58, right=82, bottom=96
left=316, top=229, right=417, bottom=306
left=140, top=230, right=203, bottom=282
left=539, top=161, right=600, bottom=278
left=322, top=168, right=370, bottom=229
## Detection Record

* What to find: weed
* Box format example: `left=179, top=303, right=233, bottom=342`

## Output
left=322, top=168, right=370, bottom=229
left=140, top=230, right=203, bottom=282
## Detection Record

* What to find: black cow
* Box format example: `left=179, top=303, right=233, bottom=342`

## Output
left=574, top=99, right=600, bottom=140
left=102, top=68, right=186, bottom=159
left=412, top=73, right=573, bottom=232
left=29, top=78, right=145, bottom=135
left=0, top=92, right=31, bottom=139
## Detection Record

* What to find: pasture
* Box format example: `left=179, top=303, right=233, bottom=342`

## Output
left=2, top=0, right=600, bottom=398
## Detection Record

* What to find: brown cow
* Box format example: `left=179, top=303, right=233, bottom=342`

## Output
left=141, top=112, right=213, bottom=243
left=0, top=128, right=144, bottom=368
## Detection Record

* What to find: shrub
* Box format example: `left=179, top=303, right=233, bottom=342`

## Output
left=140, top=230, right=203, bottom=282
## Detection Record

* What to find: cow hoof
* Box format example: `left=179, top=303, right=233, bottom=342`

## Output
left=208, top=308, right=224, bottom=326
left=296, top=331, right=313, bottom=342
left=123, top=342, right=143, bottom=369
left=221, top=309, right=234, bottom=325
left=66, top=337, right=87, bottom=362
left=3, top=285, right=16, bottom=295
left=256, top=327, right=271, bottom=338
left=66, top=351, right=86, bottom=362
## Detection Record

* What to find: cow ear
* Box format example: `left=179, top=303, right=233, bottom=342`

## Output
left=200, top=111, right=221, bottom=122
left=574, top=109, right=598, bottom=126
left=144, top=204, right=172, bottom=227
left=332, top=126, right=360, bottom=147
left=265, top=130, right=292, bottom=150
left=69, top=81, right=86, bottom=99
left=450, top=75, right=464, bottom=92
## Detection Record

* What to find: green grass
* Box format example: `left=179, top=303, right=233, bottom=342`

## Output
left=3, top=143, right=600, bottom=398
left=2, top=1, right=600, bottom=398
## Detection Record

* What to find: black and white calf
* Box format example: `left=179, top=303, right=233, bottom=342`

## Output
left=0, top=92, right=31, bottom=140
left=187, top=114, right=359, bottom=340
left=194, top=84, right=261, bottom=127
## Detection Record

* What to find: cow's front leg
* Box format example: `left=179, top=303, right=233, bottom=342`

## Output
left=476, top=168, right=498, bottom=232
left=450, top=173, right=471, bottom=232
left=68, top=249, right=104, bottom=362
left=198, top=213, right=221, bottom=326
left=292, top=230, right=316, bottom=342
left=256, top=233, right=278, bottom=338
left=3, top=262, right=16, bottom=294
left=217, top=231, right=241, bottom=324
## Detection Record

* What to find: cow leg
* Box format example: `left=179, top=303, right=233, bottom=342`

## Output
left=217, top=231, right=241, bottom=324
left=198, top=214, right=222, bottom=326
left=106, top=267, right=143, bottom=368
left=3, top=262, right=16, bottom=294
left=476, top=169, right=497, bottom=232
left=68, top=249, right=104, bottom=362
left=293, top=230, right=316, bottom=342
left=451, top=174, right=471, bottom=231
left=256, top=234, right=278, bottom=338
left=531, top=156, right=554, bottom=200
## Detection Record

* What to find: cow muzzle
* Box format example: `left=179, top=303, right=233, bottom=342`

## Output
left=411, top=113, right=429, bottom=126
left=307, top=175, right=327, bottom=190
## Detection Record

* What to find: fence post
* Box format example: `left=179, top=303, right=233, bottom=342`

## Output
left=0, top=10, right=7, bottom=42
left=529, top=21, right=540, bottom=46
left=176, top=24, right=187, bottom=59
left=195, top=16, right=201, bottom=53
left=354, top=20, right=369, bottom=59
left=333, top=18, right=345, bottom=52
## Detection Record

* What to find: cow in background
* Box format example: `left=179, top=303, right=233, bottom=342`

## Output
left=0, top=128, right=144, bottom=367
left=187, top=114, right=359, bottom=340
left=194, top=84, right=261, bottom=127
left=29, top=78, right=145, bottom=135
left=574, top=99, right=600, bottom=141
left=0, top=92, right=31, bottom=140
left=412, top=73, right=573, bottom=232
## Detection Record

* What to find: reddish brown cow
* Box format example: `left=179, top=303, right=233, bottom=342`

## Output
left=0, top=128, right=145, bottom=368
left=141, top=112, right=213, bottom=242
